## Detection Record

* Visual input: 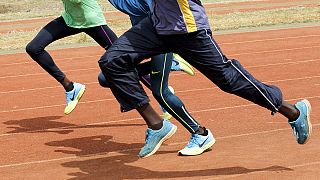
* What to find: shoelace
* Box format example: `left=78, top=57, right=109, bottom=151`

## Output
left=144, top=129, right=152, bottom=145
left=187, top=134, right=201, bottom=148
left=65, top=90, right=74, bottom=104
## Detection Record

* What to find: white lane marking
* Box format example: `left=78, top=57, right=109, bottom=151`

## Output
left=1, top=95, right=319, bottom=136
left=0, top=75, right=319, bottom=113
left=1, top=58, right=319, bottom=94
left=0, top=123, right=318, bottom=169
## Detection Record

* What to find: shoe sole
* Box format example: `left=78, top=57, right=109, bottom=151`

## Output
left=178, top=138, right=216, bottom=156
left=300, top=99, right=312, bottom=144
left=141, top=125, right=177, bottom=158
left=180, top=64, right=195, bottom=76
left=175, top=55, right=195, bottom=76
left=64, top=85, right=86, bottom=115
left=162, top=112, right=173, bottom=120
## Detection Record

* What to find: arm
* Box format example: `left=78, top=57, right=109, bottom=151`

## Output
left=108, top=0, right=150, bottom=17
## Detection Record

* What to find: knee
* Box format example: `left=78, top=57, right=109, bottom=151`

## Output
left=213, top=72, right=238, bottom=94
left=98, top=52, right=117, bottom=74
left=98, top=51, right=132, bottom=80
left=25, top=42, right=41, bottom=57
left=98, top=71, right=110, bottom=88
left=98, top=52, right=120, bottom=87
left=152, top=86, right=174, bottom=102
left=214, top=59, right=248, bottom=93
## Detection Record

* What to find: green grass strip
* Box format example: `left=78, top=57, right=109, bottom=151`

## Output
left=0, top=6, right=319, bottom=51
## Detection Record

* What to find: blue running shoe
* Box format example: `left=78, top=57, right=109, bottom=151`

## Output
left=171, top=54, right=195, bottom=76
left=139, top=120, right=177, bottom=158
left=179, top=129, right=215, bottom=156
left=64, top=82, right=86, bottom=115
left=160, top=86, right=174, bottom=120
left=289, top=99, right=312, bottom=144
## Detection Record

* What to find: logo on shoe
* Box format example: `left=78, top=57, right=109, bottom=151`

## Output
left=70, top=91, right=76, bottom=101
left=199, top=136, right=209, bottom=147
left=172, top=59, right=180, bottom=67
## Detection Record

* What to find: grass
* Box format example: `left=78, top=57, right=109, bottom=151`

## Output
left=0, top=0, right=119, bottom=21
left=210, top=6, right=320, bottom=31
left=0, top=0, right=319, bottom=52
left=0, top=19, right=132, bottom=51
left=0, top=0, right=256, bottom=21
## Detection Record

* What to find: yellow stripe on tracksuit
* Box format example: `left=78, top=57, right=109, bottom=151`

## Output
left=177, top=0, right=197, bottom=32
left=160, top=54, right=198, bottom=133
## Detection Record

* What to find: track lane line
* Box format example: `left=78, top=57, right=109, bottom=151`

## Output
left=0, top=123, right=318, bottom=169
left=1, top=74, right=319, bottom=113
left=1, top=95, right=319, bottom=136
left=1, top=57, right=319, bottom=91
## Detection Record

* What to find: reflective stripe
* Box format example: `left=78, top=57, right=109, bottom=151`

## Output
left=159, top=54, right=197, bottom=132
left=204, top=29, right=279, bottom=112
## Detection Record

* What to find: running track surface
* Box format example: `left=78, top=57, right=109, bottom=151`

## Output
left=1, top=15, right=320, bottom=180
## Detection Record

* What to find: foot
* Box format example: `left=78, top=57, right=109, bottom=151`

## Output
left=64, top=82, right=86, bottom=115
left=162, top=111, right=172, bottom=121
left=139, top=120, right=177, bottom=158
left=171, top=54, right=195, bottom=76
left=289, top=99, right=312, bottom=144
left=179, top=128, right=215, bottom=156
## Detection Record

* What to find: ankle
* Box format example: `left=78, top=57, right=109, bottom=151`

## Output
left=149, top=121, right=163, bottom=130
left=195, top=127, right=208, bottom=136
left=65, top=82, right=74, bottom=92
left=289, top=106, right=300, bottom=122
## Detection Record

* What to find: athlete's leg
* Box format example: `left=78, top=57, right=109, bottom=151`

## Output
left=150, top=53, right=202, bottom=133
left=26, top=16, right=81, bottom=90
left=99, top=18, right=166, bottom=112
left=150, top=52, right=214, bottom=155
left=84, top=24, right=117, bottom=50
left=99, top=17, right=176, bottom=157
left=168, top=29, right=310, bottom=144
left=26, top=16, right=86, bottom=115
left=99, top=17, right=203, bottom=133
left=167, top=29, right=283, bottom=113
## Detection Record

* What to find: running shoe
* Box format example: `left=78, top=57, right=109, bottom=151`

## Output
left=139, top=120, right=177, bottom=158
left=179, top=128, right=215, bottom=156
left=171, top=54, right=195, bottom=76
left=64, top=82, right=86, bottom=115
left=289, top=99, right=312, bottom=144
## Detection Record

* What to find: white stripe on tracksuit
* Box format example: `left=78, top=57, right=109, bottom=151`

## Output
left=204, top=29, right=279, bottom=112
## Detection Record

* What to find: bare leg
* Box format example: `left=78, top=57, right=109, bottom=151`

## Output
left=60, top=77, right=73, bottom=91
left=278, top=101, right=300, bottom=121
left=136, top=103, right=163, bottom=130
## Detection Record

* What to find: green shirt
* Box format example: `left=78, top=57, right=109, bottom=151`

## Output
left=61, top=0, right=107, bottom=28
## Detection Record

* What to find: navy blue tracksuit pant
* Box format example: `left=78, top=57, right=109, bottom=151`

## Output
left=99, top=17, right=283, bottom=132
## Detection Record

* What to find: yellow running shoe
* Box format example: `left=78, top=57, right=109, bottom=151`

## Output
left=162, top=112, right=173, bottom=120
left=172, top=53, right=195, bottom=76
left=64, top=82, right=86, bottom=115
